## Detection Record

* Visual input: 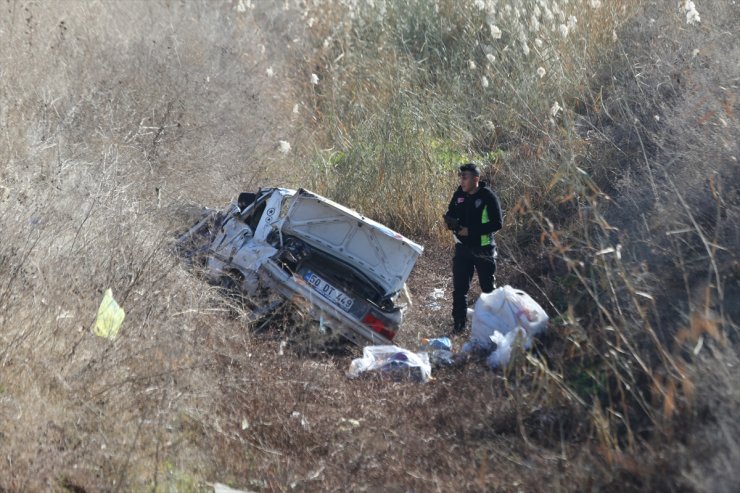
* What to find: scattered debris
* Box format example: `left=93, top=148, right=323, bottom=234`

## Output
left=462, top=285, right=549, bottom=368
left=348, top=345, right=432, bottom=382
left=420, top=336, right=454, bottom=367
left=93, top=288, right=125, bottom=339
left=338, top=417, right=361, bottom=431
left=424, top=287, right=445, bottom=311
left=291, top=411, right=310, bottom=430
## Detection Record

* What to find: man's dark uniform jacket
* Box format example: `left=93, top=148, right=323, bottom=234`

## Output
left=445, top=182, right=503, bottom=246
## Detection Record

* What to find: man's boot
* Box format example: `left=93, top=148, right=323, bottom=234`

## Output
left=453, top=318, right=466, bottom=334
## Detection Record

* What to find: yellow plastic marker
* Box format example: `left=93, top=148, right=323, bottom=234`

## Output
left=93, top=288, right=125, bottom=339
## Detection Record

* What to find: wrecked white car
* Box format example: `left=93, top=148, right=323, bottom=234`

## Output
left=175, top=188, right=423, bottom=346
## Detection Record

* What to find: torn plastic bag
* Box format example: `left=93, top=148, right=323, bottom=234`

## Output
left=470, top=285, right=548, bottom=347
left=463, top=286, right=548, bottom=368
left=420, top=336, right=451, bottom=351
left=348, top=345, right=431, bottom=382
left=485, top=326, right=529, bottom=368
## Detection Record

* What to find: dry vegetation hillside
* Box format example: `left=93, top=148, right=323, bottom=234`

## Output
left=1, top=0, right=738, bottom=492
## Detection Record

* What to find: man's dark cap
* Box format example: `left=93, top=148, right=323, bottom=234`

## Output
left=459, top=162, right=481, bottom=176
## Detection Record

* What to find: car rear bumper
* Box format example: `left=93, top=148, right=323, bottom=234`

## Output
left=258, top=260, right=394, bottom=346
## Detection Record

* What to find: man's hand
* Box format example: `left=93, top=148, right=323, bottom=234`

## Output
left=458, top=227, right=469, bottom=237
left=443, top=214, right=459, bottom=231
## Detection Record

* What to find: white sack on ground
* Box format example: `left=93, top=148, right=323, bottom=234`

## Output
left=466, top=285, right=549, bottom=368
left=485, top=327, right=529, bottom=368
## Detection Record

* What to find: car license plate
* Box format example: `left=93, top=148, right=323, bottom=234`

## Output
left=303, top=271, right=354, bottom=312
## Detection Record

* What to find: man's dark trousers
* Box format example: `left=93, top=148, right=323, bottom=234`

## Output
left=452, top=243, right=496, bottom=324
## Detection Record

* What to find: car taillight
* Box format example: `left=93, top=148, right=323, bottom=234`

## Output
left=362, top=313, right=396, bottom=341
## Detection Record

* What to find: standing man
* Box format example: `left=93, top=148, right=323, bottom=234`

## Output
left=444, top=163, right=503, bottom=333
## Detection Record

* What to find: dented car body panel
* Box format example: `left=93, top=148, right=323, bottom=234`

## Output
left=279, top=189, right=423, bottom=297
left=176, top=188, right=423, bottom=346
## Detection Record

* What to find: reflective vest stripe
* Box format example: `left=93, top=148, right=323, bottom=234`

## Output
left=480, top=205, right=491, bottom=246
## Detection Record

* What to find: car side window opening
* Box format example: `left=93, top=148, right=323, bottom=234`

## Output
left=247, top=201, right=267, bottom=232
left=236, top=191, right=267, bottom=230
left=237, top=192, right=256, bottom=212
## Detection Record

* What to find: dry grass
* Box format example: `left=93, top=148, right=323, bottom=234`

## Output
left=1, top=1, right=738, bottom=492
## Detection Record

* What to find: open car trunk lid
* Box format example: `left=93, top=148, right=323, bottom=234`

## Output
left=278, top=189, right=423, bottom=298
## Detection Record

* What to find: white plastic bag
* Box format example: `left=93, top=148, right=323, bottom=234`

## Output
left=348, top=345, right=432, bottom=382
left=471, top=285, right=548, bottom=344
left=485, top=327, right=529, bottom=368
left=466, top=286, right=549, bottom=368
